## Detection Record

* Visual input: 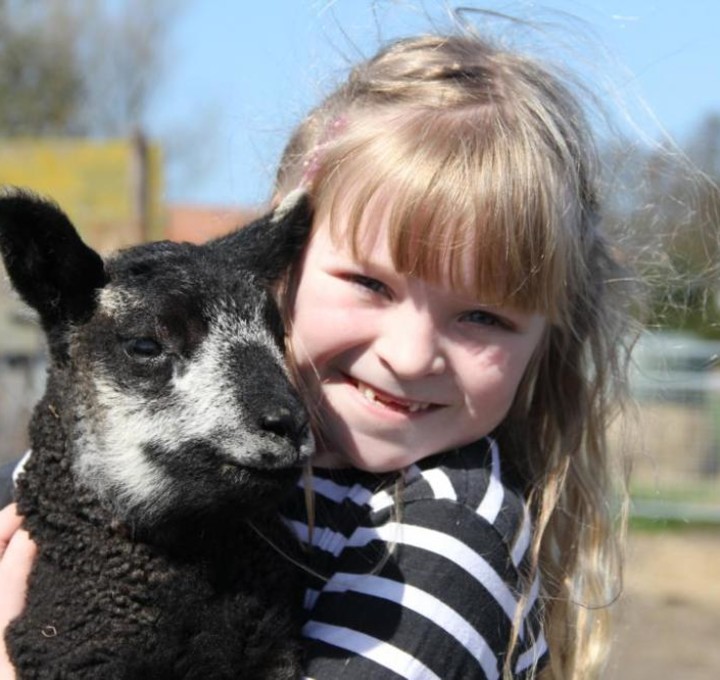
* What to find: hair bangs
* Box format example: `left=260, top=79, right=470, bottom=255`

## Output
left=312, top=109, right=579, bottom=323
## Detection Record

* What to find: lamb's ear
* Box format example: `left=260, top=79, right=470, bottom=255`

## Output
left=210, top=189, right=313, bottom=283
left=0, top=189, right=107, bottom=333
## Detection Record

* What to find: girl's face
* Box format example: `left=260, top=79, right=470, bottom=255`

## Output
left=289, top=212, right=546, bottom=472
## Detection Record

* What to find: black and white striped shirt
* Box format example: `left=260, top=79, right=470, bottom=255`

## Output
left=281, top=437, right=548, bottom=679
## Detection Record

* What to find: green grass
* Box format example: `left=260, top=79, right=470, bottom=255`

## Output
left=631, top=481, right=720, bottom=505
left=629, top=515, right=720, bottom=532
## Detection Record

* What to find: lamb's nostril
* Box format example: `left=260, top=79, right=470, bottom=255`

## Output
left=259, top=408, right=297, bottom=439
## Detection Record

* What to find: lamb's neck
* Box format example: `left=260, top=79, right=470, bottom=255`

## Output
left=133, top=503, right=262, bottom=557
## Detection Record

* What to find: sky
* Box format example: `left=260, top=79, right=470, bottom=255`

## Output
left=148, top=1, right=720, bottom=206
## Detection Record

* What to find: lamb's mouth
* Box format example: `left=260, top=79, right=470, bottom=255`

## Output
left=351, top=378, right=440, bottom=414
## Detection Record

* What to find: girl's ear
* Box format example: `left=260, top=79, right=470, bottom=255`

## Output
left=0, top=189, right=107, bottom=334
left=209, top=189, right=313, bottom=283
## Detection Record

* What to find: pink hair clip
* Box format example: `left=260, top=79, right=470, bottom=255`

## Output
left=299, top=115, right=349, bottom=188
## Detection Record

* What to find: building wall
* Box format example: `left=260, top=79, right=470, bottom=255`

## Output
left=0, top=136, right=164, bottom=252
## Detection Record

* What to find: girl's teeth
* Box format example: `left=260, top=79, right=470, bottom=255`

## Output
left=362, top=386, right=377, bottom=402
left=358, top=382, right=430, bottom=412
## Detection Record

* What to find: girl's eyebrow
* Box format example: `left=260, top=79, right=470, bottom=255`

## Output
left=327, top=245, right=395, bottom=275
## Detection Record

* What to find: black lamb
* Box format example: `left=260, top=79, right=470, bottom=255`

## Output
left=0, top=189, right=315, bottom=679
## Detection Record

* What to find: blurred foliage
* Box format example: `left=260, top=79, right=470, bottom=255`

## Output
left=605, top=113, right=720, bottom=339
left=0, top=0, right=181, bottom=137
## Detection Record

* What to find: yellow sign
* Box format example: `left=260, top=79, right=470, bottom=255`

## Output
left=0, top=137, right=164, bottom=252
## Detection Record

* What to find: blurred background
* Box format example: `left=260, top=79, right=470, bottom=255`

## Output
left=0, top=1, right=718, bottom=677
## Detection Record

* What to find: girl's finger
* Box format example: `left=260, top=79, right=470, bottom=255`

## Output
left=0, top=526, right=36, bottom=678
left=0, top=505, right=23, bottom=559
left=0, top=528, right=36, bottom=621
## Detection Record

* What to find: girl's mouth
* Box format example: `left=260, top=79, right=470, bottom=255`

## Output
left=351, top=378, right=439, bottom=414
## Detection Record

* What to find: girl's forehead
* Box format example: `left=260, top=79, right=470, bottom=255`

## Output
left=315, top=196, right=504, bottom=303
left=312, top=166, right=573, bottom=321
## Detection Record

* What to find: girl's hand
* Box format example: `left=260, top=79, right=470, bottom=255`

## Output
left=0, top=504, right=36, bottom=679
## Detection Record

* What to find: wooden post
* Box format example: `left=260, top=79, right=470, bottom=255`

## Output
left=130, top=128, right=150, bottom=242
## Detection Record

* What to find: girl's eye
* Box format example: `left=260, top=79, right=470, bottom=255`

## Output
left=460, top=310, right=512, bottom=330
left=123, top=337, right=164, bottom=360
left=348, top=274, right=390, bottom=297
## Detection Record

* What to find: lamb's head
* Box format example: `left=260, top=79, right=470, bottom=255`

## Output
left=0, top=189, right=314, bottom=530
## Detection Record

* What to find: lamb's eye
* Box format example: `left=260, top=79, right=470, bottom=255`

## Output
left=124, top=337, right=163, bottom=360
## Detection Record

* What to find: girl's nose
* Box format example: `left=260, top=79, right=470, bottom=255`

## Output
left=373, top=307, right=446, bottom=378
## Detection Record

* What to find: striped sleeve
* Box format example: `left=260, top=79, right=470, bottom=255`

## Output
left=299, top=497, right=547, bottom=679
left=0, top=458, right=21, bottom=508
left=0, top=452, right=35, bottom=510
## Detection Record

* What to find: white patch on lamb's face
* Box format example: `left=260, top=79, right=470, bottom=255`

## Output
left=167, top=301, right=287, bottom=453
left=97, top=286, right=143, bottom=316
left=72, top=300, right=290, bottom=522
left=72, top=391, right=176, bottom=519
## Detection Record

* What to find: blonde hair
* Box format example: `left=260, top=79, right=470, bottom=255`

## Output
left=276, top=33, right=635, bottom=679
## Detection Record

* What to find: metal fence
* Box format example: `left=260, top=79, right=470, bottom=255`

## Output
left=0, top=353, right=46, bottom=466
left=627, top=331, right=720, bottom=521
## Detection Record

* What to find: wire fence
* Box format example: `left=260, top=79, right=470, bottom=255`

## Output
left=0, top=353, right=45, bottom=466
left=626, top=331, right=720, bottom=522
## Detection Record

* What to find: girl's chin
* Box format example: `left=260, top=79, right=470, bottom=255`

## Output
left=313, top=427, right=427, bottom=473
left=309, top=378, right=482, bottom=471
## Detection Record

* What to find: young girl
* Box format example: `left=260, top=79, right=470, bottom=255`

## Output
left=0, top=29, right=634, bottom=679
